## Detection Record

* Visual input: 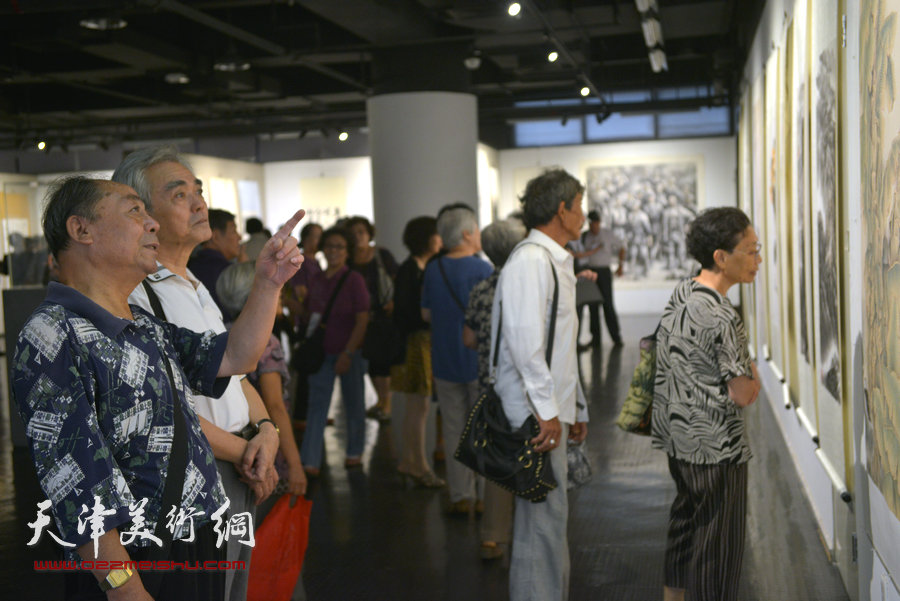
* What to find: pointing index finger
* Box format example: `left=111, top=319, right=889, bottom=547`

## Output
left=274, top=209, right=305, bottom=240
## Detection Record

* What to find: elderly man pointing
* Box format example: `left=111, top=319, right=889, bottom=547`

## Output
left=12, top=176, right=303, bottom=601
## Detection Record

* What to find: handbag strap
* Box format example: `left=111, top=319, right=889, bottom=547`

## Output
left=321, top=269, right=352, bottom=326
left=139, top=280, right=187, bottom=555
left=437, top=257, right=467, bottom=313
left=141, top=279, right=167, bottom=320
left=491, top=244, right=559, bottom=371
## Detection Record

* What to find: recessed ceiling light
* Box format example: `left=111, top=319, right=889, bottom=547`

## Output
left=164, top=72, right=190, bottom=85
left=508, top=3, right=521, bottom=17
left=79, top=17, right=128, bottom=31
left=548, top=51, right=559, bottom=63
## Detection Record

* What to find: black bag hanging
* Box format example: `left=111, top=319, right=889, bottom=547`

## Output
left=292, top=270, right=351, bottom=374
left=454, top=245, right=560, bottom=502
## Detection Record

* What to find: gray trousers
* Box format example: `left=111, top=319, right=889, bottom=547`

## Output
left=509, top=424, right=570, bottom=601
left=216, top=458, right=256, bottom=601
left=434, top=378, right=481, bottom=503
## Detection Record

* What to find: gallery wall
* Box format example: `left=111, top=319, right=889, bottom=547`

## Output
left=740, top=1, right=900, bottom=600
left=498, top=136, right=737, bottom=315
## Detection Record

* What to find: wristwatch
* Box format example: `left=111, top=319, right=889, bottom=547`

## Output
left=256, top=418, right=280, bottom=434
left=99, top=568, right=133, bottom=591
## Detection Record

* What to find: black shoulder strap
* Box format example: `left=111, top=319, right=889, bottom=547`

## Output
left=321, top=270, right=352, bottom=325
left=137, top=283, right=185, bottom=556
left=141, top=280, right=167, bottom=321
left=491, top=244, right=559, bottom=370
left=437, top=257, right=467, bottom=313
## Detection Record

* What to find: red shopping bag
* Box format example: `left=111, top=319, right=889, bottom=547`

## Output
left=247, top=495, right=312, bottom=601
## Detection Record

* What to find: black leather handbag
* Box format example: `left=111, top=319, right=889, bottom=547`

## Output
left=455, top=248, right=559, bottom=502
left=292, top=270, right=350, bottom=375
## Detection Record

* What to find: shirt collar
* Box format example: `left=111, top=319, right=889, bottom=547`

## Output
left=525, top=228, right=573, bottom=266
left=45, top=281, right=132, bottom=338
left=148, top=261, right=202, bottom=289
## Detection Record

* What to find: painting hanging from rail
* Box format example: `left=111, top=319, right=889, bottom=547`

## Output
left=751, top=73, right=768, bottom=354
left=738, top=96, right=756, bottom=353
left=861, top=0, right=900, bottom=518
left=810, top=0, right=842, bottom=407
left=581, top=156, right=703, bottom=286
left=764, top=48, right=785, bottom=375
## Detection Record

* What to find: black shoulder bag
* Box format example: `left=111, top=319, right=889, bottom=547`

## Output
left=291, top=270, right=351, bottom=374
left=454, top=247, right=560, bottom=503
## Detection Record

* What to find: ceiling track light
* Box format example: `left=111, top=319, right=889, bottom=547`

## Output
left=634, top=0, right=658, bottom=14
left=580, top=86, right=590, bottom=97
left=641, top=18, right=664, bottom=48
left=338, top=131, right=349, bottom=142
left=547, top=51, right=559, bottom=63
left=508, top=2, right=522, bottom=17
left=649, top=48, right=668, bottom=73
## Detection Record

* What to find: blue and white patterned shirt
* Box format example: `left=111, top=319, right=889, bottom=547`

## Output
left=13, top=282, right=230, bottom=553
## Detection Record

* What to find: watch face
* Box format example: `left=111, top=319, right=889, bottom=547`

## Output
left=103, top=568, right=133, bottom=590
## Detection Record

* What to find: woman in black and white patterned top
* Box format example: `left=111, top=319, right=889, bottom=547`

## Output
left=651, top=207, right=761, bottom=601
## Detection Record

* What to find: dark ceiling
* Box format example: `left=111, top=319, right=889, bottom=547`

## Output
left=0, top=0, right=764, bottom=153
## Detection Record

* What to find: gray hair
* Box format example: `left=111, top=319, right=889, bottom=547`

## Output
left=481, top=219, right=526, bottom=268
left=437, top=206, right=478, bottom=250
left=42, top=176, right=107, bottom=257
left=111, top=145, right=194, bottom=211
left=520, top=169, right=584, bottom=229
left=216, top=261, right=256, bottom=318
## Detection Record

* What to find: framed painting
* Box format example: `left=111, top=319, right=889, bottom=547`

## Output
left=861, top=0, right=900, bottom=517
left=764, top=48, right=785, bottom=376
left=580, top=156, right=704, bottom=287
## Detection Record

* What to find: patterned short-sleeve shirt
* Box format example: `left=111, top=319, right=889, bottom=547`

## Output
left=13, top=282, right=230, bottom=554
left=465, top=271, right=499, bottom=394
left=651, top=279, right=753, bottom=464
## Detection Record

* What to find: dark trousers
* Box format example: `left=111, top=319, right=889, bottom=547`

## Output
left=65, top=521, right=226, bottom=601
left=587, top=266, right=621, bottom=342
left=664, top=456, right=748, bottom=601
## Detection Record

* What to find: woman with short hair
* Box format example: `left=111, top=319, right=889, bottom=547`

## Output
left=391, top=216, right=444, bottom=488
left=652, top=207, right=762, bottom=601
left=300, top=227, right=370, bottom=475
left=347, top=216, right=399, bottom=422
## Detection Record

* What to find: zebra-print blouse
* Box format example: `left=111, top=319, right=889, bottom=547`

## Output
left=651, top=278, right=753, bottom=465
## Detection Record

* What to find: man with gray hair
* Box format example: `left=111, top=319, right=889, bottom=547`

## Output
left=12, top=176, right=302, bottom=600
left=492, top=169, right=589, bottom=601
left=113, top=147, right=292, bottom=601
left=421, top=204, right=492, bottom=515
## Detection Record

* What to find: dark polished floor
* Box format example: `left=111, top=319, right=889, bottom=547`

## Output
left=1, top=315, right=850, bottom=600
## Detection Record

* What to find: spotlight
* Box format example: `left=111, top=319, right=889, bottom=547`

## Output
left=338, top=131, right=349, bottom=142
left=580, top=87, right=590, bottom=97
left=547, top=51, right=559, bottom=63
left=165, top=72, right=190, bottom=85
left=79, top=16, right=127, bottom=31
left=464, top=54, right=482, bottom=70
left=37, top=141, right=46, bottom=150
left=508, top=2, right=521, bottom=17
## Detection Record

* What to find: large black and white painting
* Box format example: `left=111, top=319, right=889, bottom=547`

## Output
left=582, top=158, right=702, bottom=285
left=811, top=2, right=842, bottom=405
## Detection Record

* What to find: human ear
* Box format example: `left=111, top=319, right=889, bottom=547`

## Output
left=65, top=215, right=93, bottom=246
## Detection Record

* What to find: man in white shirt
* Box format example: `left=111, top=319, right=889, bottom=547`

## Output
left=492, top=169, right=589, bottom=601
left=573, top=210, right=625, bottom=346
left=113, top=147, right=297, bottom=601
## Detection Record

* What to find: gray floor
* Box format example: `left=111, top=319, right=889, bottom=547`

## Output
left=0, top=315, right=851, bottom=600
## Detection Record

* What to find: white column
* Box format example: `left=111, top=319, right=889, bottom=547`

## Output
left=367, top=91, right=478, bottom=258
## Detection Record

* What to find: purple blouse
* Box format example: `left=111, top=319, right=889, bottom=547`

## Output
left=305, top=265, right=370, bottom=354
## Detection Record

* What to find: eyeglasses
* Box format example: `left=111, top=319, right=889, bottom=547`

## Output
left=730, top=242, right=762, bottom=258
left=322, top=243, right=347, bottom=250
